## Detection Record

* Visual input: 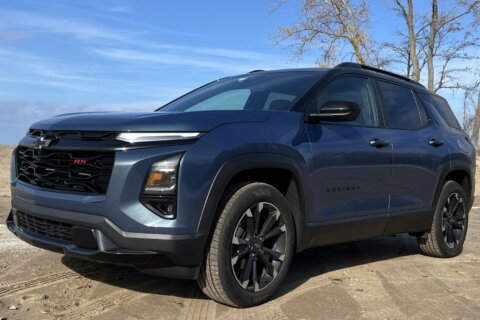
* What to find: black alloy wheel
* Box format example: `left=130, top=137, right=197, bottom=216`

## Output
left=441, top=193, right=466, bottom=249
left=230, top=201, right=287, bottom=292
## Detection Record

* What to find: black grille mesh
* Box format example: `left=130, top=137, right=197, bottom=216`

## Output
left=17, top=146, right=115, bottom=194
left=16, top=211, right=73, bottom=243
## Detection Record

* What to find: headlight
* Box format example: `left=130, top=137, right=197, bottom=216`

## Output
left=144, top=154, right=181, bottom=194
left=117, top=132, right=201, bottom=143
left=141, top=154, right=182, bottom=219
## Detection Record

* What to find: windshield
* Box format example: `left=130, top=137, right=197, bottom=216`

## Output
left=158, top=72, right=322, bottom=113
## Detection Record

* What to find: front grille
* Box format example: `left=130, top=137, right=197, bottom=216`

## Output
left=17, top=146, right=115, bottom=194
left=28, top=129, right=118, bottom=141
left=16, top=211, right=73, bottom=243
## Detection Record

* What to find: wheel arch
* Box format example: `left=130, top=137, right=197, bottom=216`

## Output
left=433, top=161, right=474, bottom=211
left=198, top=153, right=310, bottom=252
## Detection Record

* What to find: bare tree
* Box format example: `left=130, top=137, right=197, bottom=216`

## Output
left=393, top=0, right=421, bottom=81
left=469, top=3, right=480, bottom=145
left=471, top=90, right=480, bottom=147
left=391, top=0, right=479, bottom=92
left=426, top=0, right=438, bottom=90
left=425, top=0, right=479, bottom=92
left=272, top=0, right=385, bottom=66
left=463, top=90, right=480, bottom=148
left=455, top=72, right=480, bottom=143
left=461, top=82, right=479, bottom=129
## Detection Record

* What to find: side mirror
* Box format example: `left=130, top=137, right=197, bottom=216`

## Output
left=307, top=100, right=360, bottom=122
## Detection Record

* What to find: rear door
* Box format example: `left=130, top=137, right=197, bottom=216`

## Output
left=375, top=80, right=450, bottom=233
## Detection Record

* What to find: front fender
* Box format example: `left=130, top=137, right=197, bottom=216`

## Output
left=197, top=152, right=311, bottom=252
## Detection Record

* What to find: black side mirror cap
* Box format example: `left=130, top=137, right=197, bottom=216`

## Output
left=306, top=100, right=360, bottom=123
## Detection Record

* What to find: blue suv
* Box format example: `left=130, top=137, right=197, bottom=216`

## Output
left=7, top=63, right=475, bottom=307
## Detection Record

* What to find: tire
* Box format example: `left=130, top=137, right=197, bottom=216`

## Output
left=197, top=182, right=295, bottom=307
left=417, top=180, right=469, bottom=258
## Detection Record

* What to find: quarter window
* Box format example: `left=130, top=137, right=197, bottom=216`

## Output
left=420, top=93, right=461, bottom=129
left=377, top=81, right=425, bottom=130
left=314, top=77, right=379, bottom=127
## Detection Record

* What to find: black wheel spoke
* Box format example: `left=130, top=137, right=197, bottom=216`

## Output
left=263, top=224, right=286, bottom=241
left=453, top=211, right=465, bottom=219
left=448, top=195, right=458, bottom=212
left=453, top=229, right=463, bottom=243
left=245, top=213, right=255, bottom=238
left=449, top=226, right=456, bottom=243
left=451, top=220, right=463, bottom=229
left=444, top=224, right=455, bottom=245
left=258, top=253, right=276, bottom=277
left=444, top=224, right=450, bottom=243
left=263, top=247, right=285, bottom=262
left=251, top=259, right=259, bottom=291
left=451, top=200, right=461, bottom=214
left=442, top=222, right=448, bottom=232
left=240, top=256, right=253, bottom=288
left=253, top=203, right=263, bottom=234
left=259, top=211, right=278, bottom=236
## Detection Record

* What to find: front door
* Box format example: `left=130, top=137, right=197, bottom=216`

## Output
left=306, top=76, right=392, bottom=226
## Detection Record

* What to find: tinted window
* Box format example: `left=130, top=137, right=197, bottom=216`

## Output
left=420, top=93, right=461, bottom=129
left=187, top=89, right=250, bottom=111
left=160, top=72, right=321, bottom=113
left=264, top=92, right=295, bottom=111
left=315, top=77, right=379, bottom=126
left=377, top=81, right=424, bottom=130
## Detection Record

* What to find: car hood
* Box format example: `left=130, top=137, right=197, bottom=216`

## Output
left=30, top=110, right=270, bottom=132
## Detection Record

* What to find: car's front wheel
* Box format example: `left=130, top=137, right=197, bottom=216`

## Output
left=197, top=182, right=295, bottom=307
left=417, top=180, right=469, bottom=258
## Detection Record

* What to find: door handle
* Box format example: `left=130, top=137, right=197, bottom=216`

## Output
left=428, top=139, right=444, bottom=147
left=369, top=139, right=389, bottom=148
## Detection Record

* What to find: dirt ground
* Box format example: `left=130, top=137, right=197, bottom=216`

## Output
left=1, top=145, right=480, bottom=320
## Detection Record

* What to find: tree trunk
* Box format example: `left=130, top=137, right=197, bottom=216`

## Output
left=352, top=44, right=366, bottom=64
left=427, top=0, right=438, bottom=91
left=407, top=0, right=420, bottom=81
left=334, top=0, right=367, bottom=65
left=473, top=91, right=480, bottom=148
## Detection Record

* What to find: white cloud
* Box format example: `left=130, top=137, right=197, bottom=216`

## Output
left=0, top=48, right=99, bottom=91
left=0, top=8, right=308, bottom=96
left=0, top=9, right=302, bottom=73
left=89, top=48, right=267, bottom=73
left=0, top=9, right=130, bottom=43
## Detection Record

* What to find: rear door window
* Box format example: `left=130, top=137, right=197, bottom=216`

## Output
left=376, top=81, right=426, bottom=130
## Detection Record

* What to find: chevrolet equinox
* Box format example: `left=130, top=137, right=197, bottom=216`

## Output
left=7, top=62, right=475, bottom=307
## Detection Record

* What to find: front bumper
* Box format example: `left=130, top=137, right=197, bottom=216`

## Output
left=8, top=139, right=226, bottom=279
left=6, top=208, right=204, bottom=279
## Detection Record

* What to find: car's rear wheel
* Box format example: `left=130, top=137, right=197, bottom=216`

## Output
left=197, top=182, right=295, bottom=307
left=417, top=180, right=469, bottom=258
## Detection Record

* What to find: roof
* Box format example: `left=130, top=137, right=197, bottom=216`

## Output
left=246, top=63, right=426, bottom=90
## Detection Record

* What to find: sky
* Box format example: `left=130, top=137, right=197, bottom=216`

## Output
left=0, top=0, right=473, bottom=144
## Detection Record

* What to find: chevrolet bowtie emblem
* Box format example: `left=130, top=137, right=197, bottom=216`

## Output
left=34, top=136, right=54, bottom=150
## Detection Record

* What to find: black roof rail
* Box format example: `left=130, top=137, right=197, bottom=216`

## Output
left=335, top=62, right=425, bottom=88
left=248, top=69, right=265, bottom=73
